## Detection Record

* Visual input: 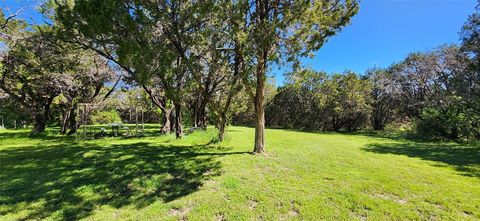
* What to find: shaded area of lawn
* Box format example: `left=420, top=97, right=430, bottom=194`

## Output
left=363, top=142, right=480, bottom=178
left=0, top=124, right=165, bottom=140
left=0, top=137, right=246, bottom=220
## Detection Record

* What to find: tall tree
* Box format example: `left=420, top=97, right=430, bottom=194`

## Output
left=460, top=1, right=480, bottom=114
left=387, top=52, right=441, bottom=119
left=367, top=67, right=400, bottom=130
left=236, top=0, right=359, bottom=153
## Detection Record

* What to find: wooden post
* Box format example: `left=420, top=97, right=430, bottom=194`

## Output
left=83, top=104, right=87, bottom=138
left=129, top=109, right=132, bottom=124
left=135, top=108, right=138, bottom=135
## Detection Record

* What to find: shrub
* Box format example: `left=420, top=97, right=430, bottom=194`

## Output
left=90, top=109, right=122, bottom=125
left=415, top=105, right=478, bottom=140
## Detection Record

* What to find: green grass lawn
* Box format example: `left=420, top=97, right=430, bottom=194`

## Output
left=0, top=126, right=479, bottom=220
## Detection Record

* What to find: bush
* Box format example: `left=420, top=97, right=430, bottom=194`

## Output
left=90, top=110, right=122, bottom=125
left=415, top=105, right=478, bottom=140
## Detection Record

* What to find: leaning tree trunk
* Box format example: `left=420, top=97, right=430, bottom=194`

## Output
left=217, top=42, right=243, bottom=142
left=161, top=108, right=172, bottom=134
left=60, top=107, right=71, bottom=134
left=253, top=55, right=266, bottom=154
left=60, top=102, right=77, bottom=134
left=217, top=81, right=240, bottom=142
left=217, top=106, right=229, bottom=142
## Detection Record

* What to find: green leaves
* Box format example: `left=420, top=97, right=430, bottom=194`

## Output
left=268, top=69, right=371, bottom=131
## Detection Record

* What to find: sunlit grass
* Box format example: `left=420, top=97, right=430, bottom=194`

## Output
left=0, top=125, right=479, bottom=220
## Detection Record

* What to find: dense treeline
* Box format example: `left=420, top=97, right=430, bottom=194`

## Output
left=264, top=43, right=480, bottom=140
left=267, top=70, right=372, bottom=131
left=266, top=70, right=371, bottom=131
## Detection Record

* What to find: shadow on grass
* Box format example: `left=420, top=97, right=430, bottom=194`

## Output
left=0, top=137, right=248, bottom=220
left=0, top=125, right=167, bottom=141
left=363, top=142, right=480, bottom=178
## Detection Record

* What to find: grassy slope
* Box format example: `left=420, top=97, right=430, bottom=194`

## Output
left=0, top=126, right=479, bottom=220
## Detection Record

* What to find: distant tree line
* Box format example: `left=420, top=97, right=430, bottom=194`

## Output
left=265, top=70, right=372, bottom=132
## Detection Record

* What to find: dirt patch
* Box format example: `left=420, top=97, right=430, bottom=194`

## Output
left=289, top=201, right=300, bottom=216
left=462, top=210, right=472, bottom=217
left=168, top=207, right=191, bottom=220
left=112, top=211, right=120, bottom=219
left=278, top=201, right=301, bottom=220
left=214, top=212, right=226, bottom=221
left=248, top=198, right=258, bottom=210
left=358, top=214, right=367, bottom=221
left=370, top=192, right=408, bottom=205
left=351, top=210, right=368, bottom=221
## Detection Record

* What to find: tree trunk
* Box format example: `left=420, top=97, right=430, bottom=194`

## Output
left=31, top=113, right=47, bottom=135
left=218, top=119, right=226, bottom=141
left=253, top=55, right=266, bottom=154
left=192, top=99, right=208, bottom=129
left=217, top=83, right=240, bottom=142
left=217, top=42, right=243, bottom=142
left=197, top=104, right=207, bottom=129
left=372, top=115, right=385, bottom=131
left=30, top=97, right=54, bottom=135
left=67, top=104, right=78, bottom=135
left=31, top=104, right=51, bottom=135
left=60, top=107, right=71, bottom=134
left=254, top=90, right=266, bottom=153
left=174, top=103, right=183, bottom=138
left=161, top=108, right=172, bottom=134
left=192, top=104, right=198, bottom=128
left=170, top=109, right=175, bottom=134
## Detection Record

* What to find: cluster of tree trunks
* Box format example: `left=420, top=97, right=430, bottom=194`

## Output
left=60, top=102, right=78, bottom=135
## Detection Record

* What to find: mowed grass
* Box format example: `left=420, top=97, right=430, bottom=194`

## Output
left=0, top=126, right=479, bottom=220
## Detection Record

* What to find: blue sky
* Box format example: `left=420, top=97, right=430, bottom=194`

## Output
left=2, top=0, right=478, bottom=85
left=271, top=0, right=478, bottom=85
